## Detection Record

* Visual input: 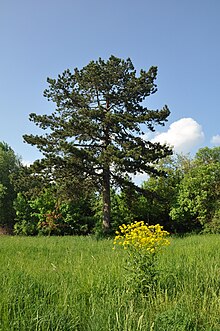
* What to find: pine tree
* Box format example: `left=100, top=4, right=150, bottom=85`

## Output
left=24, top=56, right=172, bottom=232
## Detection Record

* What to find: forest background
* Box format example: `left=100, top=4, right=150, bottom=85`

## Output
left=1, top=140, right=219, bottom=236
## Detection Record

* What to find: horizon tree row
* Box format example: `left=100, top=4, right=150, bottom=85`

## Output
left=0, top=139, right=219, bottom=235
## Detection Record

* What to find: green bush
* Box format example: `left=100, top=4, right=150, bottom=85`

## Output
left=14, top=189, right=96, bottom=236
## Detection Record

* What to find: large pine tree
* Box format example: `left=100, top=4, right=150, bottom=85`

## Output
left=24, top=56, right=172, bottom=232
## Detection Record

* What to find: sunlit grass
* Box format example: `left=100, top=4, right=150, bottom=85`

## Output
left=0, top=235, right=219, bottom=330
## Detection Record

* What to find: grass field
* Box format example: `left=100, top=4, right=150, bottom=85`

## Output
left=0, top=234, right=220, bottom=330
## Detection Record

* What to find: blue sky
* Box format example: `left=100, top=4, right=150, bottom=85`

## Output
left=1, top=0, right=220, bottom=165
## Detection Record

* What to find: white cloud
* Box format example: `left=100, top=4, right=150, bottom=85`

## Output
left=151, top=118, right=205, bottom=154
left=22, top=160, right=33, bottom=167
left=211, top=134, right=220, bottom=146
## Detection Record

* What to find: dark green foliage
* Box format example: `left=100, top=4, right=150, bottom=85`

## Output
left=12, top=163, right=49, bottom=200
left=121, top=151, right=219, bottom=234
left=170, top=147, right=220, bottom=233
left=14, top=188, right=96, bottom=236
left=124, top=148, right=220, bottom=234
left=0, top=142, right=21, bottom=228
left=11, top=146, right=220, bottom=236
left=13, top=193, right=38, bottom=235
left=23, top=56, right=172, bottom=231
left=59, top=197, right=96, bottom=235
left=119, top=154, right=189, bottom=232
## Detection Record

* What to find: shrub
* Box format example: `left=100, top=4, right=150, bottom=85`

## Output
left=114, top=221, right=170, bottom=294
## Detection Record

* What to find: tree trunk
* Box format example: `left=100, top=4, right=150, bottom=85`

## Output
left=102, top=166, right=111, bottom=233
left=101, top=99, right=111, bottom=233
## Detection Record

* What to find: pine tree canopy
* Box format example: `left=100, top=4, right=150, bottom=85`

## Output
left=23, top=55, right=172, bottom=231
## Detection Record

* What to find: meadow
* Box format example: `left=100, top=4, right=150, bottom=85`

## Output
left=0, top=235, right=220, bottom=331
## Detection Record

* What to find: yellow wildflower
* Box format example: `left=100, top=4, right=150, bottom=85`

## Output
left=114, top=222, right=170, bottom=253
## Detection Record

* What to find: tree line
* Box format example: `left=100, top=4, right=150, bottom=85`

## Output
left=1, top=56, right=219, bottom=235
left=0, top=141, right=220, bottom=235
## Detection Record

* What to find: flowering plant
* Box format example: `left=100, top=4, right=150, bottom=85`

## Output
left=114, top=221, right=170, bottom=294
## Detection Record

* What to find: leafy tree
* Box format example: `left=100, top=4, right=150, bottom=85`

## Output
left=23, top=56, right=172, bottom=232
left=14, top=188, right=96, bottom=236
left=127, top=154, right=192, bottom=232
left=170, top=147, right=220, bottom=233
left=195, top=146, right=220, bottom=164
left=13, top=193, right=38, bottom=235
left=0, top=142, right=21, bottom=228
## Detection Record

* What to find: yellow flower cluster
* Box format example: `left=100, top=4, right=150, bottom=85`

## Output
left=113, top=221, right=170, bottom=253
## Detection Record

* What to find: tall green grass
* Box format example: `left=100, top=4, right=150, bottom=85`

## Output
left=0, top=235, right=219, bottom=330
